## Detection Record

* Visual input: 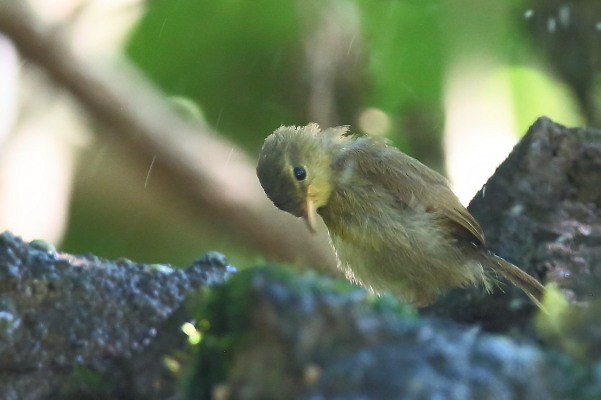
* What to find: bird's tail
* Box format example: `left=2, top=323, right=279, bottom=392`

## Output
left=485, top=253, right=547, bottom=312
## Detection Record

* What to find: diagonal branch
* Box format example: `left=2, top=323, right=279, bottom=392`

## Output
left=0, top=0, right=335, bottom=269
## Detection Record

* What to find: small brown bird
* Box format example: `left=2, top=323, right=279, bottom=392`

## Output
left=256, top=123, right=545, bottom=308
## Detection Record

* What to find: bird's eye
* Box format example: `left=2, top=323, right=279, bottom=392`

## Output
left=293, top=166, right=307, bottom=181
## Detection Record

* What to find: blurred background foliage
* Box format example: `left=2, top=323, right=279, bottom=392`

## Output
left=0, top=0, right=597, bottom=270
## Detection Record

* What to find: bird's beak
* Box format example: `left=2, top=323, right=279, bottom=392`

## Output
left=302, top=186, right=318, bottom=233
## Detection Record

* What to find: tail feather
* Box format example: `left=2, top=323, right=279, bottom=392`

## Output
left=485, top=254, right=547, bottom=312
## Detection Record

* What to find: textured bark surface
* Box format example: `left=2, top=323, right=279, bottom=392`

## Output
left=424, top=117, right=601, bottom=331
left=188, top=268, right=593, bottom=400
left=0, top=232, right=234, bottom=399
left=471, top=117, right=601, bottom=300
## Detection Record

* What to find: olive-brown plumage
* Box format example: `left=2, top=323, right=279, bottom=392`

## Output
left=256, top=123, right=545, bottom=308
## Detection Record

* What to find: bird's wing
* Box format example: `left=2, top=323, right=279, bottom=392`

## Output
left=353, top=141, right=486, bottom=246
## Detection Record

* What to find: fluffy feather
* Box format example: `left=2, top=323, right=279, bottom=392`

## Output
left=257, top=124, right=546, bottom=308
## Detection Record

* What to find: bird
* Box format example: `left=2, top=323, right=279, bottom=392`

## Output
left=256, top=123, right=545, bottom=308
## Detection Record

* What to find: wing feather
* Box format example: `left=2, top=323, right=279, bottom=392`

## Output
left=346, top=138, right=486, bottom=246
